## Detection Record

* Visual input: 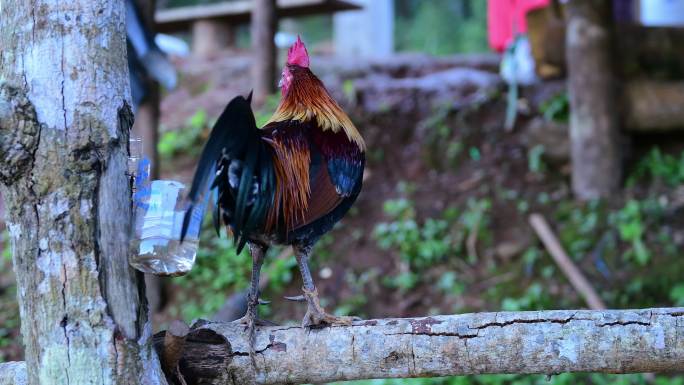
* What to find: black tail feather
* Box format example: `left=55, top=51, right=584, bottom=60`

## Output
left=180, top=203, right=194, bottom=243
left=180, top=94, right=275, bottom=249
left=212, top=188, right=221, bottom=237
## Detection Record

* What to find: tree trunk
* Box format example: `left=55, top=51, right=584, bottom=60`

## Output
left=251, top=0, right=277, bottom=106
left=0, top=1, right=165, bottom=384
left=565, top=0, right=622, bottom=200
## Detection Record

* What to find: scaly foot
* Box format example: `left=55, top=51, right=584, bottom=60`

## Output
left=301, top=287, right=359, bottom=328
left=232, top=297, right=278, bottom=368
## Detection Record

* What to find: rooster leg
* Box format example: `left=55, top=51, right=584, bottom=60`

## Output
left=232, top=242, right=268, bottom=363
left=294, top=244, right=358, bottom=327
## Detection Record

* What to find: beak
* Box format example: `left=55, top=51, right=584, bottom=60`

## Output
left=278, top=78, right=283, bottom=88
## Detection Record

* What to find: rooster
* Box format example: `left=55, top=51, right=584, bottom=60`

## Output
left=182, top=36, right=365, bottom=333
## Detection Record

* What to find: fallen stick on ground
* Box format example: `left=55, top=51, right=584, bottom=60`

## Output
left=529, top=213, right=607, bottom=310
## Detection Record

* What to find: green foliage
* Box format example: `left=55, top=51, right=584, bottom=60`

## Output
left=468, top=147, right=481, bottom=162
left=437, top=271, right=465, bottom=297
left=343, top=79, right=357, bottom=104
left=553, top=198, right=665, bottom=268
left=254, top=94, right=281, bottom=128
left=527, top=145, right=546, bottom=174
left=1, top=230, right=9, bottom=262
left=173, top=223, right=297, bottom=321
left=501, top=282, right=550, bottom=311
left=296, top=15, right=333, bottom=46
left=158, top=93, right=280, bottom=163
left=395, top=0, right=488, bottom=55
left=554, top=200, right=606, bottom=260
left=539, top=93, right=570, bottom=123
left=374, top=195, right=491, bottom=292
left=374, top=198, right=444, bottom=291
left=335, top=269, right=378, bottom=317
left=158, top=109, right=208, bottom=159
left=670, top=284, right=684, bottom=306
left=174, top=231, right=252, bottom=321
left=611, top=200, right=650, bottom=266
left=0, top=230, right=18, bottom=363
left=627, top=147, right=684, bottom=187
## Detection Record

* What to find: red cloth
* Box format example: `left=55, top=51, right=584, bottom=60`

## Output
left=488, top=0, right=550, bottom=52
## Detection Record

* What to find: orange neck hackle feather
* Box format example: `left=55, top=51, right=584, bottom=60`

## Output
left=265, top=131, right=311, bottom=232
left=266, top=65, right=366, bottom=151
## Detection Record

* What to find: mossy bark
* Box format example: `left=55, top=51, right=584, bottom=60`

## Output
left=0, top=1, right=165, bottom=384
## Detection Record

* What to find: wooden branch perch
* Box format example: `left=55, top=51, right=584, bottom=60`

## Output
left=3, top=308, right=683, bottom=384
left=172, top=308, right=684, bottom=384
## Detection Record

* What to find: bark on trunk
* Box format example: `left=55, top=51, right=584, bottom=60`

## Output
left=0, top=1, right=165, bottom=384
left=251, top=0, right=277, bottom=106
left=565, top=0, right=622, bottom=200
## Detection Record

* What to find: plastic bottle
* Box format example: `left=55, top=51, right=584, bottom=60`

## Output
left=128, top=159, right=207, bottom=276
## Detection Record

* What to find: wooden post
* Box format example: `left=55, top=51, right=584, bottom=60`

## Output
left=251, top=0, right=278, bottom=106
left=565, top=0, right=622, bottom=200
left=192, top=20, right=235, bottom=58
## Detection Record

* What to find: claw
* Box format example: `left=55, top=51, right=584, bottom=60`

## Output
left=300, top=287, right=360, bottom=328
left=284, top=295, right=306, bottom=302
left=258, top=298, right=271, bottom=305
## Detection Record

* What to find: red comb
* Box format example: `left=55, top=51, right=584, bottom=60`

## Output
left=287, top=35, right=309, bottom=68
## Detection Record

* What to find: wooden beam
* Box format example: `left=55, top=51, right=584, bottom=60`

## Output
left=624, top=81, right=684, bottom=132
left=155, top=0, right=361, bottom=33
